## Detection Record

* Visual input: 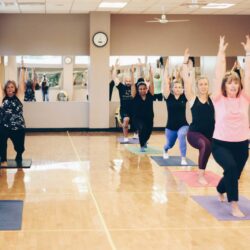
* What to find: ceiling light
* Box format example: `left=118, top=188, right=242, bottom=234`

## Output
left=99, top=2, right=127, bottom=9
left=202, top=3, right=235, bottom=9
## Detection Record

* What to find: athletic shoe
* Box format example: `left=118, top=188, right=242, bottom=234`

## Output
left=181, top=158, right=188, bottom=165
left=133, top=133, right=138, bottom=139
left=140, top=147, right=146, bottom=152
left=123, top=138, right=129, bottom=143
left=163, top=150, right=169, bottom=159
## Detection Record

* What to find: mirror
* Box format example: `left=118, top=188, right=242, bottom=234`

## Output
left=1, top=55, right=89, bottom=102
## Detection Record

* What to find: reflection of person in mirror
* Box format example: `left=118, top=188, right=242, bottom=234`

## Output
left=41, top=75, right=49, bottom=102
left=24, top=69, right=36, bottom=102
left=0, top=66, right=26, bottom=167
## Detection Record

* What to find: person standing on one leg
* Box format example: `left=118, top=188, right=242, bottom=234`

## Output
left=182, top=49, right=215, bottom=185
left=0, top=64, right=26, bottom=167
left=133, top=65, right=154, bottom=152
left=112, top=60, right=136, bottom=142
left=162, top=58, right=189, bottom=165
left=211, top=36, right=250, bottom=217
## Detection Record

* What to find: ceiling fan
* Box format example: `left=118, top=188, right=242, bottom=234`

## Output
left=146, top=14, right=189, bottom=24
left=181, top=0, right=208, bottom=9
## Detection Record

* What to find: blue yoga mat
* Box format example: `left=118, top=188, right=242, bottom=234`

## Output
left=151, top=156, right=198, bottom=166
left=0, top=200, right=24, bottom=230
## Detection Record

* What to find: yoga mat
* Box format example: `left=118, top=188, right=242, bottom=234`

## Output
left=172, top=170, right=221, bottom=187
left=192, top=195, right=250, bottom=221
left=0, top=200, right=24, bottom=230
left=126, top=145, right=162, bottom=155
left=118, top=137, right=139, bottom=144
left=0, top=159, right=32, bottom=169
left=151, top=156, right=198, bottom=166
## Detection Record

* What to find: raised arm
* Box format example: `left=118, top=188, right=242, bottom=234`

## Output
left=130, top=65, right=136, bottom=98
left=17, top=66, right=25, bottom=101
left=0, top=77, right=3, bottom=101
left=112, top=58, right=120, bottom=86
left=214, top=36, right=228, bottom=97
left=182, top=48, right=195, bottom=101
left=137, top=58, right=145, bottom=79
left=163, top=58, right=171, bottom=99
left=241, top=35, right=250, bottom=99
left=148, top=64, right=154, bottom=96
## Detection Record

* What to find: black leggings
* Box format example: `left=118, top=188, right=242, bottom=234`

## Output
left=212, top=139, right=248, bottom=202
left=0, top=127, right=25, bottom=162
left=134, top=118, right=153, bottom=147
left=187, top=131, right=212, bottom=170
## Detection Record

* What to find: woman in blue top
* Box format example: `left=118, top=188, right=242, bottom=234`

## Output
left=0, top=67, right=26, bottom=166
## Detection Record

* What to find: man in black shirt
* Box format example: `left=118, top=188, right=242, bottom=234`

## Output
left=112, top=63, right=136, bottom=142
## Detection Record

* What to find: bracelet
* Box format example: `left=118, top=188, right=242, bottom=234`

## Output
left=183, top=62, right=188, bottom=64
left=246, top=52, right=250, bottom=56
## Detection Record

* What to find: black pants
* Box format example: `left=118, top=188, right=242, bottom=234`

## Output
left=153, top=93, right=163, bottom=101
left=187, top=131, right=212, bottom=170
left=0, top=127, right=25, bottom=162
left=134, top=118, right=153, bottom=147
left=212, top=139, right=249, bottom=202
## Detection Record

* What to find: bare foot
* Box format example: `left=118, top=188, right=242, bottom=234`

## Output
left=231, top=202, right=245, bottom=218
left=1, top=161, right=7, bottom=167
left=198, top=170, right=208, bottom=185
left=218, top=192, right=225, bottom=202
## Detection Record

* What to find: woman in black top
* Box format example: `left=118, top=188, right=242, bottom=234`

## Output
left=133, top=66, right=154, bottom=152
left=182, top=49, right=215, bottom=185
left=0, top=67, right=26, bottom=166
left=163, top=59, right=189, bottom=165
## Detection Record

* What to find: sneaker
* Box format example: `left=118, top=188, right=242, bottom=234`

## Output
left=133, top=133, right=138, bottom=139
left=140, top=147, right=146, bottom=152
left=163, top=150, right=169, bottom=159
left=123, top=138, right=129, bottom=143
left=143, top=142, right=148, bottom=148
left=181, top=158, right=188, bottom=165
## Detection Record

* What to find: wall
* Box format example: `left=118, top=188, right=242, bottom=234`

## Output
left=0, top=14, right=89, bottom=55
left=111, top=14, right=250, bottom=56
left=23, top=102, right=89, bottom=128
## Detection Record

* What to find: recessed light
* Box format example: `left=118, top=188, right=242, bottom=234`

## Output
left=99, top=2, right=127, bottom=9
left=202, top=3, right=235, bottom=9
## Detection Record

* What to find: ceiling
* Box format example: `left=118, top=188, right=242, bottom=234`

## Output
left=0, top=0, right=249, bottom=15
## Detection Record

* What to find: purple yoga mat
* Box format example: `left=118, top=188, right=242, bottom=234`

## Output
left=117, top=137, right=139, bottom=144
left=191, top=195, right=250, bottom=221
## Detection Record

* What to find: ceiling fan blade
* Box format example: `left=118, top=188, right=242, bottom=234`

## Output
left=146, top=20, right=161, bottom=23
left=167, top=19, right=190, bottom=23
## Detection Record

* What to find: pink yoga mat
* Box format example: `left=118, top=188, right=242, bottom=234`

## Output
left=172, top=170, right=221, bottom=187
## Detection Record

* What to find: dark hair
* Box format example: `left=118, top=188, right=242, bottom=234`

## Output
left=4, top=80, right=18, bottom=96
left=221, top=71, right=243, bottom=97
left=137, top=82, right=147, bottom=88
left=188, top=56, right=195, bottom=67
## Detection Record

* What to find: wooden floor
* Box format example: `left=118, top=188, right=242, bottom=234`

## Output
left=1, top=131, right=250, bottom=250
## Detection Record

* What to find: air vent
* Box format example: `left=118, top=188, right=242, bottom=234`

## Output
left=19, top=2, right=45, bottom=6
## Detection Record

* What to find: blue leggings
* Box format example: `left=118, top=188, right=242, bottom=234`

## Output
left=164, top=126, right=189, bottom=157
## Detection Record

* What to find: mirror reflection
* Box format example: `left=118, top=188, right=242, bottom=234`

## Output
left=2, top=55, right=89, bottom=102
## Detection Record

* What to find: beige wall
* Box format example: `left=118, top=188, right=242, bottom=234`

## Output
left=111, top=14, right=250, bottom=56
left=0, top=14, right=89, bottom=55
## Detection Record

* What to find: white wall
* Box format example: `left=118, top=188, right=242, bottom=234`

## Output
left=23, top=102, right=89, bottom=128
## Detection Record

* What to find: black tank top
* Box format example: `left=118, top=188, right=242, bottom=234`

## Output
left=165, top=93, right=188, bottom=130
left=189, top=97, right=215, bottom=139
